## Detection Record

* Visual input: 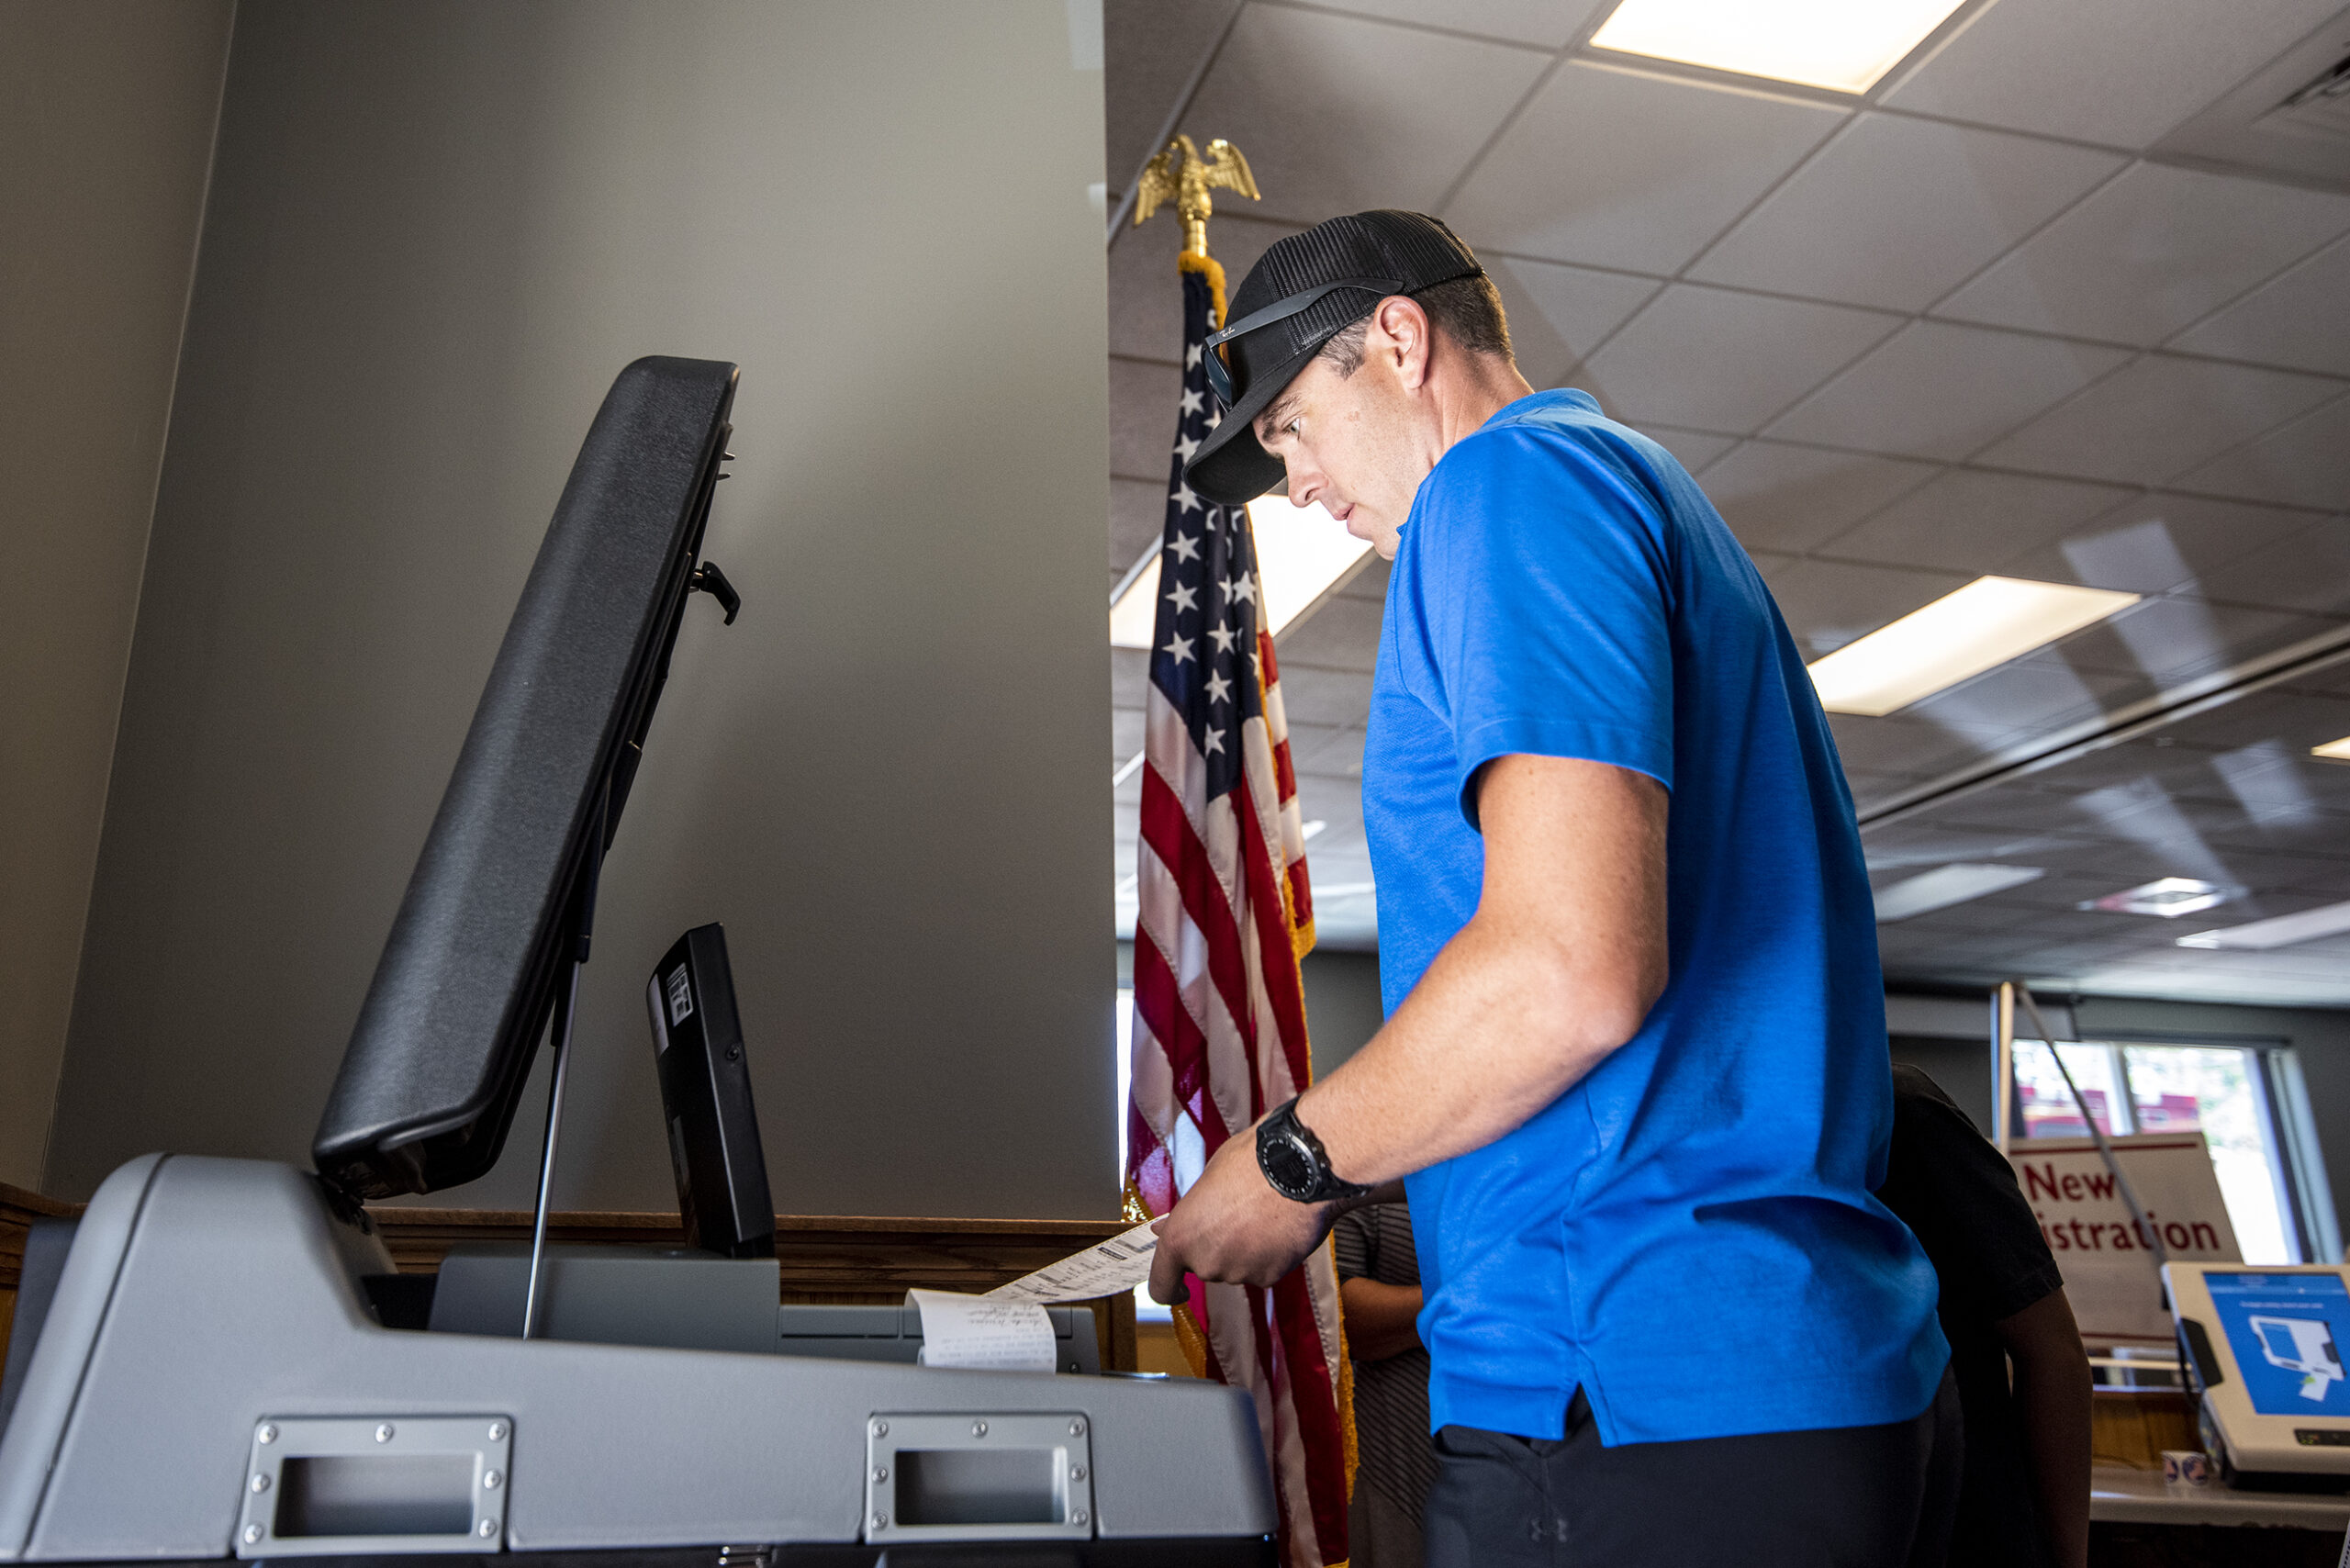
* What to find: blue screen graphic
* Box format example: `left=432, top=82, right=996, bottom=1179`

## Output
left=2207, top=1272, right=2350, bottom=1417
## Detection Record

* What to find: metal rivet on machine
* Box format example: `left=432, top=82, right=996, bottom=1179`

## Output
left=871, top=1511, right=889, bottom=1529
left=872, top=1464, right=888, bottom=1483
left=1072, top=1509, right=1090, bottom=1526
left=375, top=1423, right=396, bottom=1443
left=1069, top=1418, right=1085, bottom=1437
left=249, top=1473, right=270, bottom=1494
left=488, top=1421, right=508, bottom=1440
left=242, top=1524, right=263, bottom=1545
left=484, top=1470, right=503, bottom=1490
left=477, top=1519, right=497, bottom=1539
left=256, top=1424, right=277, bottom=1445
left=971, top=1419, right=988, bottom=1438
left=1071, top=1464, right=1086, bottom=1481
left=872, top=1419, right=889, bottom=1438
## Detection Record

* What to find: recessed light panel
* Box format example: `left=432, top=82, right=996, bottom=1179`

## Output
left=1807, top=577, right=2140, bottom=717
left=2080, top=878, right=2235, bottom=919
left=1109, top=497, right=1370, bottom=649
left=1589, top=0, right=1970, bottom=95
left=1874, top=862, right=2044, bottom=923
left=2314, top=734, right=2350, bottom=762
left=2177, top=899, right=2350, bottom=951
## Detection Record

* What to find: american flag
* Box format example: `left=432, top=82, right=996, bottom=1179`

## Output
left=1125, top=252, right=1351, bottom=1568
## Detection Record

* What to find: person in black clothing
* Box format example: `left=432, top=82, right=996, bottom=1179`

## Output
left=1332, top=1201, right=1435, bottom=1568
left=1876, top=1065, right=2093, bottom=1568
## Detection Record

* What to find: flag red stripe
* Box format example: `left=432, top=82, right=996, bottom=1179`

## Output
left=1141, top=763, right=1262, bottom=1092
left=1272, top=1270, right=1350, bottom=1562
left=1130, top=925, right=1212, bottom=1126
left=1234, top=768, right=1314, bottom=1094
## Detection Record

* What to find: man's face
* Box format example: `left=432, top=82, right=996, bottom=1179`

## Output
left=1250, top=343, right=1433, bottom=562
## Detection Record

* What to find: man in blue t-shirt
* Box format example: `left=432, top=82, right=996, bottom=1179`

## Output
left=1147, top=211, right=1958, bottom=1567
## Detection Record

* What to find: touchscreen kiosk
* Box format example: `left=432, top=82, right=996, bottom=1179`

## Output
left=2166, top=1261, right=2350, bottom=1489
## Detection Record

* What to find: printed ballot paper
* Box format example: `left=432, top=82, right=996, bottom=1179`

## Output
left=906, top=1220, right=1165, bottom=1372
left=987, top=1218, right=1164, bottom=1305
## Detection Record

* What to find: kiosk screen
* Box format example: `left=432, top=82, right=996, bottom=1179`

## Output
left=2208, top=1271, right=2350, bottom=1415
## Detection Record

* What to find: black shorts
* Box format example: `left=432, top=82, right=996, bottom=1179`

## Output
left=1422, top=1369, right=1962, bottom=1568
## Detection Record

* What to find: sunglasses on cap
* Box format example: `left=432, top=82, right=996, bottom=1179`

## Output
left=1201, top=276, right=1404, bottom=410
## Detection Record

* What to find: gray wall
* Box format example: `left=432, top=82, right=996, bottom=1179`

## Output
left=49, top=0, right=1114, bottom=1218
left=0, top=0, right=233, bottom=1190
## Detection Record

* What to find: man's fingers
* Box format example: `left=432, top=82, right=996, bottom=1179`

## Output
left=1147, top=1234, right=1191, bottom=1305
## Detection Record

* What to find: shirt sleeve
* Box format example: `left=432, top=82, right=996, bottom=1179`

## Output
left=1882, top=1069, right=2066, bottom=1326
left=1413, top=426, right=1675, bottom=830
left=1332, top=1209, right=1375, bottom=1283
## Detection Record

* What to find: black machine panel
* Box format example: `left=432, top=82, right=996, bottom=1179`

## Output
left=646, top=924, right=776, bottom=1258
left=313, top=357, right=738, bottom=1198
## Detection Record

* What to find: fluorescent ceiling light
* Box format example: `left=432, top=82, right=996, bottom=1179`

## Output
left=2177, top=899, right=2350, bottom=951
left=1874, top=863, right=2043, bottom=923
left=2079, top=877, right=2234, bottom=919
left=1807, top=577, right=2140, bottom=717
left=1589, top=0, right=1968, bottom=95
left=1302, top=819, right=1327, bottom=841
left=2314, top=734, right=2350, bottom=762
left=1110, top=496, right=1371, bottom=648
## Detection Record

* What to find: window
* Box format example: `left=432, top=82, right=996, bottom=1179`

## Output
left=2013, top=1038, right=2322, bottom=1265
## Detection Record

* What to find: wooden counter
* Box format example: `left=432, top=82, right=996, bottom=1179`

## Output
left=1, top=1180, right=1136, bottom=1373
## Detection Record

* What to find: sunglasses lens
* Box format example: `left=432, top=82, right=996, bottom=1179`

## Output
left=1205, top=350, right=1233, bottom=409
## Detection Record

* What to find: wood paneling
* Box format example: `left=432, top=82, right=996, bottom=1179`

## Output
left=0, top=1182, right=1136, bottom=1373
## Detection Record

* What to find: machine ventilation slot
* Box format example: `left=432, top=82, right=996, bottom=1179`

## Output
left=2267, top=48, right=2350, bottom=140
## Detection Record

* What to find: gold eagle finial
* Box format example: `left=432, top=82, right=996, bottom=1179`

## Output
left=1133, top=135, right=1260, bottom=257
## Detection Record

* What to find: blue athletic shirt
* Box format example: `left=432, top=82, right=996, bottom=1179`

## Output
left=1364, top=389, right=1948, bottom=1447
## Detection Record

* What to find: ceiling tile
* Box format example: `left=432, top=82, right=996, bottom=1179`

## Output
left=1766, top=320, right=2128, bottom=460
left=1829, top=711, right=2007, bottom=779
left=1309, top=0, right=1613, bottom=48
left=1275, top=663, right=1375, bottom=729
left=1483, top=254, right=1660, bottom=386
left=1104, top=0, right=1243, bottom=198
left=1766, top=556, right=1971, bottom=656
left=1820, top=468, right=2132, bottom=574
left=1111, top=477, right=1165, bottom=576
left=1108, top=357, right=1181, bottom=480
left=2000, top=491, right=2324, bottom=597
left=1575, top=285, right=1902, bottom=434
left=2176, top=394, right=2350, bottom=511
left=1903, top=656, right=2143, bottom=737
left=2197, top=516, right=2350, bottom=615
left=2168, top=236, right=2350, bottom=376
left=1935, top=163, right=2350, bottom=347
left=1977, top=354, right=2343, bottom=485
left=1687, top=114, right=2122, bottom=313
left=2052, top=598, right=2331, bottom=687
left=1640, top=425, right=1740, bottom=474
left=1109, top=212, right=1302, bottom=361
left=1697, top=441, right=1940, bottom=554
left=1337, top=554, right=1391, bottom=603
left=1878, top=0, right=2350, bottom=151
left=1181, top=6, right=1548, bottom=221
left=1443, top=60, right=1847, bottom=274
left=1275, top=595, right=1383, bottom=673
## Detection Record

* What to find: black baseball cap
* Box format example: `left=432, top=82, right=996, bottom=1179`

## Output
left=1184, top=210, right=1485, bottom=506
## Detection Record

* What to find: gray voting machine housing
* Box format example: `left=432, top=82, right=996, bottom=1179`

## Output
left=0, top=358, right=1275, bottom=1565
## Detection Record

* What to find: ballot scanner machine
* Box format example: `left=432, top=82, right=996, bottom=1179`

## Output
left=2168, top=1261, right=2350, bottom=1491
left=0, top=357, right=1274, bottom=1564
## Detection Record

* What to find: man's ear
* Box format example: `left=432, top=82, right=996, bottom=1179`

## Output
left=1377, top=296, right=1433, bottom=389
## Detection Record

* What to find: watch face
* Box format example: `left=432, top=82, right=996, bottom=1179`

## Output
left=1261, top=1130, right=1319, bottom=1198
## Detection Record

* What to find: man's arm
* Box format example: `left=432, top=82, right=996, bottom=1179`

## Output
left=1149, top=753, right=1667, bottom=1298
left=1996, top=1288, right=2092, bottom=1568
left=1340, top=1279, right=1425, bottom=1362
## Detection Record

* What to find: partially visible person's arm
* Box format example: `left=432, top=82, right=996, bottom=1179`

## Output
left=1997, top=1287, right=2092, bottom=1568
left=1341, top=1279, right=1425, bottom=1363
left=1148, top=753, right=1667, bottom=1298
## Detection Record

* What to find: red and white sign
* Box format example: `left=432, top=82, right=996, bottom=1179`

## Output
left=2008, top=1133, right=2242, bottom=1341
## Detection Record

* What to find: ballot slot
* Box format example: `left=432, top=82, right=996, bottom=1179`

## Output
left=235, top=1416, right=511, bottom=1559
left=865, top=1413, right=1094, bottom=1544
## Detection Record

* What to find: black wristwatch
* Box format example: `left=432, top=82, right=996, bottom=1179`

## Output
left=1257, top=1097, right=1373, bottom=1204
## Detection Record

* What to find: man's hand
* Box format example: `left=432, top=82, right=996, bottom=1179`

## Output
left=1148, top=1122, right=1336, bottom=1303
